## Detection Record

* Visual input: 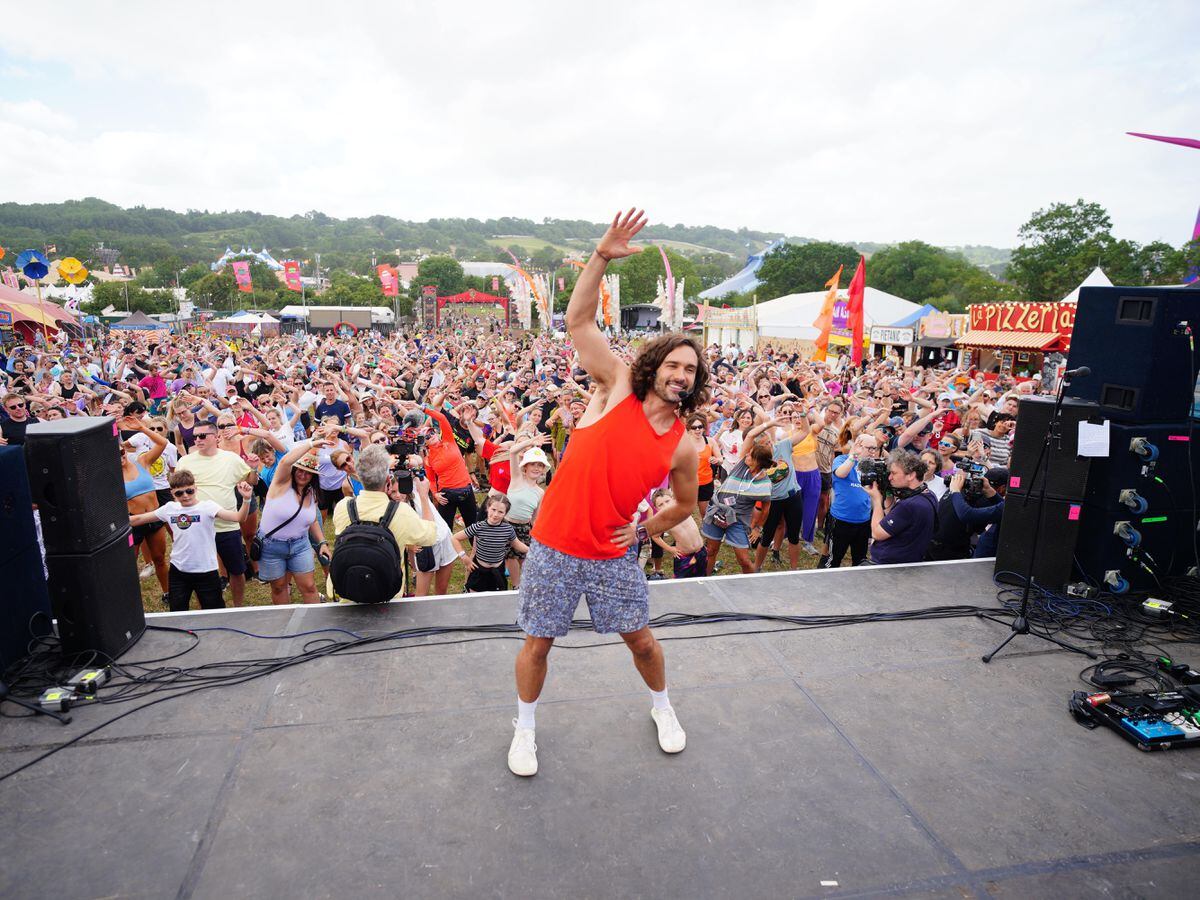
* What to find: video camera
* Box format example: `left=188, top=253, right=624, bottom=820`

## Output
left=385, top=410, right=430, bottom=495
left=944, top=460, right=987, bottom=499
left=857, top=458, right=890, bottom=491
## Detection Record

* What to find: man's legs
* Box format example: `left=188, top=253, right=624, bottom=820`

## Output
left=619, top=626, right=665, bottom=692
left=515, top=634, right=555, bottom=703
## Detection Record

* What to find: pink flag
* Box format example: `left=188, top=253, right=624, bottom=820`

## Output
left=491, top=276, right=499, bottom=291
left=283, top=261, right=302, bottom=292
left=231, top=260, right=253, bottom=293
left=557, top=277, right=565, bottom=291
left=377, top=264, right=398, bottom=297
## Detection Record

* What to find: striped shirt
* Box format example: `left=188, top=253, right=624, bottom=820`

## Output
left=464, top=521, right=517, bottom=567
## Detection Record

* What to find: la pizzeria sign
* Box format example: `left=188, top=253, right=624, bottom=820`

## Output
left=968, top=301, right=1076, bottom=336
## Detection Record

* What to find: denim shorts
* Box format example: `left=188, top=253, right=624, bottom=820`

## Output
left=517, top=539, right=650, bottom=638
left=701, top=519, right=751, bottom=549
left=257, top=535, right=315, bottom=581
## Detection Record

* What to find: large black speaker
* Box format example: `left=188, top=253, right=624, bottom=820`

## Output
left=1006, top=396, right=1098, bottom=499
left=994, top=496, right=1084, bottom=588
left=1065, top=286, right=1200, bottom=422
left=0, top=446, right=52, bottom=674
left=25, top=416, right=130, bottom=554
left=46, top=529, right=145, bottom=659
left=1080, top=421, right=1200, bottom=512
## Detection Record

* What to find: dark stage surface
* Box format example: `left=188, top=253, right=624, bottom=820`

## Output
left=4, top=559, right=1200, bottom=899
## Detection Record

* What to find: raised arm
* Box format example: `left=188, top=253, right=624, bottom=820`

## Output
left=565, top=208, right=647, bottom=390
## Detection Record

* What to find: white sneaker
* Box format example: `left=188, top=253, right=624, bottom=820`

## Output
left=651, top=706, right=686, bottom=753
left=138, top=564, right=154, bottom=579
left=508, top=718, right=538, bottom=776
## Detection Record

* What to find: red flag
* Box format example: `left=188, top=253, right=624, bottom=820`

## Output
left=377, top=264, right=398, bottom=297
left=231, top=260, right=253, bottom=294
left=283, top=261, right=303, bottom=292
left=846, top=255, right=866, bottom=365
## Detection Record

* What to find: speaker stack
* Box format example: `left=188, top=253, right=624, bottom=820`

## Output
left=24, top=416, right=145, bottom=659
left=0, top=445, right=52, bottom=673
left=995, top=285, right=1200, bottom=593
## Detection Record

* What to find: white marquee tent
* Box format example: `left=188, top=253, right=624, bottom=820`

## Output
left=752, top=287, right=924, bottom=342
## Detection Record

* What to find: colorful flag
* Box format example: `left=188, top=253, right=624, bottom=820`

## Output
left=2, top=267, right=18, bottom=289
left=231, top=260, right=253, bottom=293
left=377, top=264, right=398, bottom=297
left=491, top=276, right=499, bottom=292
left=811, top=265, right=843, bottom=362
left=846, top=256, right=866, bottom=365
left=557, top=277, right=565, bottom=291
left=283, top=261, right=303, bottom=292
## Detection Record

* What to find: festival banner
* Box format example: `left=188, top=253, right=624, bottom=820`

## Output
left=491, top=276, right=500, bottom=292
left=846, top=256, right=866, bottom=365
left=811, top=265, right=842, bottom=362
left=231, top=260, right=253, bottom=293
left=283, top=261, right=303, bottom=292
left=377, top=264, right=399, bottom=297
left=557, top=277, right=565, bottom=292
left=2, top=267, right=18, bottom=289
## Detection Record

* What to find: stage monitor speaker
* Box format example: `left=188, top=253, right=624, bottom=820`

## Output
left=1006, top=396, right=1099, bottom=500
left=1065, top=285, right=1200, bottom=422
left=46, top=529, right=145, bottom=660
left=1072, top=503, right=1198, bottom=592
left=994, top=496, right=1083, bottom=590
left=25, top=416, right=130, bottom=554
left=0, top=446, right=52, bottom=673
left=1080, top=421, right=1200, bottom=513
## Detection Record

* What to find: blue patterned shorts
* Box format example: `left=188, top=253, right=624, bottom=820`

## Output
left=517, top=539, right=650, bottom=637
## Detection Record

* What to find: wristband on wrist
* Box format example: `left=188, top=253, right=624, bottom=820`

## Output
left=594, top=248, right=612, bottom=263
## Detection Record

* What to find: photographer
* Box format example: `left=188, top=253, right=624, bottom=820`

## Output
left=948, top=466, right=1007, bottom=558
left=866, top=449, right=938, bottom=565
left=330, top=445, right=439, bottom=600
left=926, top=462, right=1001, bottom=560
left=822, top=432, right=879, bottom=568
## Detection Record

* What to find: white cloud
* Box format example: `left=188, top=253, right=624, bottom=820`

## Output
left=0, top=0, right=1197, bottom=246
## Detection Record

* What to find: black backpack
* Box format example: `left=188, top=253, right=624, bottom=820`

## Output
left=329, top=499, right=404, bottom=603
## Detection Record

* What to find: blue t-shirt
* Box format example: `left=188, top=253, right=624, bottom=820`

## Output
left=768, top=437, right=797, bottom=501
left=871, top=490, right=938, bottom=564
left=830, top=454, right=871, bottom=524
left=314, top=398, right=352, bottom=425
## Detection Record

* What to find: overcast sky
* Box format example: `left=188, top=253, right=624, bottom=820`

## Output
left=1, top=0, right=1196, bottom=248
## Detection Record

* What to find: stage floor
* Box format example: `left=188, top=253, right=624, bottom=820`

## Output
left=3, top=559, right=1200, bottom=899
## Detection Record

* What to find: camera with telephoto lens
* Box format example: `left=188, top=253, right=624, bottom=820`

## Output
left=857, top=458, right=890, bottom=491
left=944, top=460, right=986, bottom=499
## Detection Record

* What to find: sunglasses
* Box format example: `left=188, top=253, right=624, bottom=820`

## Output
left=148, top=426, right=166, bottom=432
left=689, top=425, right=705, bottom=431
left=939, top=440, right=956, bottom=447
left=194, top=431, right=216, bottom=439
left=371, top=438, right=387, bottom=444
left=172, top=487, right=196, bottom=497
left=6, top=402, right=27, bottom=410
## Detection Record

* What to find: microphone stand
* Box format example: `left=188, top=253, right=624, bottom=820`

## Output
left=981, top=372, right=1097, bottom=663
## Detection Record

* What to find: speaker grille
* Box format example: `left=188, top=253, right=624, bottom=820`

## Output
left=25, top=417, right=130, bottom=554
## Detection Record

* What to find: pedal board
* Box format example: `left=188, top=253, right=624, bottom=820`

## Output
left=1070, top=690, right=1200, bottom=752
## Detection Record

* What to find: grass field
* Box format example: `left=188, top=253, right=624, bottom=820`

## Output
left=137, top=507, right=819, bottom=613
left=486, top=236, right=578, bottom=255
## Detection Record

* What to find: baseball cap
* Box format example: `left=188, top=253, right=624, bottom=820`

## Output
left=985, top=467, right=1009, bottom=487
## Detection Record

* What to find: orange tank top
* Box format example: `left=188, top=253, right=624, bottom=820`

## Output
left=532, top=393, right=684, bottom=559
left=697, top=444, right=714, bottom=485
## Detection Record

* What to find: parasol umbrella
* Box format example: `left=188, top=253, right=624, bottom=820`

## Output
left=57, top=257, right=89, bottom=284
left=15, top=249, right=53, bottom=343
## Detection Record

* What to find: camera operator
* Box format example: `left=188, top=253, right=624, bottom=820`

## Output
left=822, top=432, right=880, bottom=568
left=947, top=466, right=1007, bottom=558
left=926, top=462, right=1002, bottom=560
left=330, top=445, right=439, bottom=599
left=866, top=449, right=938, bottom=565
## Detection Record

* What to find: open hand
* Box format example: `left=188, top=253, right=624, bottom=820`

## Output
left=595, top=208, right=648, bottom=261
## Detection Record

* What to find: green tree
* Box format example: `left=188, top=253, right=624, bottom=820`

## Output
left=1007, top=200, right=1114, bottom=301
left=188, top=271, right=236, bottom=310
left=410, top=255, right=464, bottom=302
left=322, top=270, right=382, bottom=306
left=610, top=248, right=699, bottom=305
left=868, top=241, right=1021, bottom=312
left=178, top=263, right=210, bottom=288
left=754, top=241, right=861, bottom=299
left=529, top=245, right=563, bottom=271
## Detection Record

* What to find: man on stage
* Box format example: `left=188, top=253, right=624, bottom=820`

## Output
left=507, top=208, right=707, bottom=776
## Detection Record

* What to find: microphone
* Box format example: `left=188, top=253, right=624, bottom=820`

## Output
left=1064, top=366, right=1091, bottom=379
left=674, top=386, right=693, bottom=402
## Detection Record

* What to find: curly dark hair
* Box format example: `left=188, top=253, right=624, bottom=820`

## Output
left=629, top=333, right=709, bottom=417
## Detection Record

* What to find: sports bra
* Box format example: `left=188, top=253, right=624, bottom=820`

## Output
left=124, top=461, right=156, bottom=501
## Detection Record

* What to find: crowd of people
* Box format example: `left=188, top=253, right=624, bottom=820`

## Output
left=0, top=320, right=1046, bottom=611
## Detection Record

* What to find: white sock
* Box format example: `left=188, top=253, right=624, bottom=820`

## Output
left=651, top=688, right=671, bottom=711
left=517, top=698, right=537, bottom=730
